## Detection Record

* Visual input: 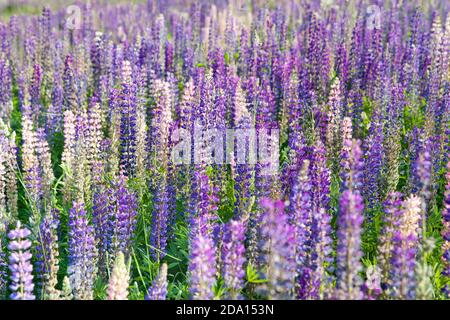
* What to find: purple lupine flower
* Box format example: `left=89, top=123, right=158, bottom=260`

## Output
left=290, top=160, right=314, bottom=299
left=90, top=32, right=105, bottom=94
left=145, top=263, right=168, bottom=300
left=238, top=28, right=250, bottom=76
left=348, top=13, right=364, bottom=124
left=336, top=190, right=364, bottom=300
left=311, top=141, right=331, bottom=211
left=92, top=185, right=114, bottom=275
left=335, top=43, right=349, bottom=106
left=189, top=168, right=218, bottom=237
left=326, top=77, right=343, bottom=156
left=256, top=78, right=277, bottom=127
left=0, top=237, right=6, bottom=295
left=221, top=219, right=246, bottom=299
left=46, top=70, right=63, bottom=134
left=0, top=54, right=12, bottom=121
left=259, top=198, right=296, bottom=300
left=134, top=71, right=149, bottom=180
left=363, top=266, right=382, bottom=300
left=251, top=160, right=272, bottom=266
left=444, top=124, right=450, bottom=168
left=110, top=173, right=138, bottom=259
left=313, top=105, right=328, bottom=146
left=35, top=128, right=54, bottom=204
left=401, top=9, right=421, bottom=94
left=408, top=127, right=424, bottom=193
left=248, top=65, right=280, bottom=274
left=150, top=175, right=169, bottom=260
left=1, top=0, right=450, bottom=302
left=233, top=88, right=254, bottom=218
left=165, top=162, right=178, bottom=242
left=165, top=41, right=174, bottom=75
left=390, top=195, right=421, bottom=299
left=8, top=221, right=35, bottom=300
left=179, top=78, right=196, bottom=131
left=427, top=16, right=444, bottom=122
left=68, top=201, right=97, bottom=300
left=339, top=117, right=353, bottom=184
left=312, top=207, right=334, bottom=299
left=415, top=139, right=432, bottom=202
left=119, top=60, right=138, bottom=177
left=0, top=133, right=8, bottom=226
left=36, top=209, right=60, bottom=299
left=284, top=127, right=308, bottom=206
left=234, top=161, right=254, bottom=219
left=379, top=192, right=403, bottom=293
left=413, top=137, right=433, bottom=241
left=188, top=232, right=216, bottom=300
left=149, top=79, right=173, bottom=188
left=339, top=118, right=364, bottom=192
left=38, top=7, right=52, bottom=69
left=363, top=113, right=384, bottom=210
left=386, top=85, right=405, bottom=135
left=442, top=162, right=450, bottom=297
left=62, top=55, right=78, bottom=112
left=344, top=138, right=364, bottom=192
left=16, top=71, right=28, bottom=114
left=28, top=64, right=42, bottom=124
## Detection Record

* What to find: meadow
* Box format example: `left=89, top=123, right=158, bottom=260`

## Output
left=0, top=0, right=449, bottom=300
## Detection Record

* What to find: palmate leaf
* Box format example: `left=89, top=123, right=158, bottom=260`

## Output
left=245, top=263, right=267, bottom=284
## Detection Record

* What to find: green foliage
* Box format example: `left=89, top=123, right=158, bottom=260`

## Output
left=245, top=263, right=266, bottom=285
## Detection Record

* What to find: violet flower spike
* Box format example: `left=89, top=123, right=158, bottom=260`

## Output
left=146, top=263, right=168, bottom=300
left=441, top=162, right=450, bottom=298
left=221, top=219, right=246, bottom=299
left=259, top=198, right=296, bottom=300
left=68, top=201, right=98, bottom=300
left=188, top=232, right=216, bottom=300
left=8, top=221, right=35, bottom=300
left=336, top=190, right=364, bottom=300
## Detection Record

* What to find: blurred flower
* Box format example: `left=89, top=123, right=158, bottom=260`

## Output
left=107, top=252, right=129, bottom=300
left=188, top=232, right=216, bottom=300
left=146, top=263, right=168, bottom=300
left=336, top=190, right=364, bottom=300
left=221, top=219, right=246, bottom=299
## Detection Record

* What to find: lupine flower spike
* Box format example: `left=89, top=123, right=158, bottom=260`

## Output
left=8, top=222, right=35, bottom=300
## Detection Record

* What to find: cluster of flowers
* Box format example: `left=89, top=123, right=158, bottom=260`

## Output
left=0, top=0, right=449, bottom=300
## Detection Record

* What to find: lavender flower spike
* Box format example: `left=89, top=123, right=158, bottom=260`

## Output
left=259, top=198, right=296, bottom=300
left=290, top=160, right=314, bottom=299
left=8, top=221, right=35, bottom=300
left=221, top=219, right=246, bottom=299
left=442, top=162, right=450, bottom=297
left=336, top=190, right=364, bottom=300
left=390, top=195, right=421, bottom=300
left=68, top=202, right=98, bottom=300
left=110, top=173, right=138, bottom=260
left=146, top=263, right=169, bottom=300
left=36, top=209, right=60, bottom=299
left=188, top=232, right=217, bottom=300
left=119, top=60, right=138, bottom=177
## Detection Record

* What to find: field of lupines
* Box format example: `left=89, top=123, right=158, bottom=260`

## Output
left=0, top=0, right=449, bottom=301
